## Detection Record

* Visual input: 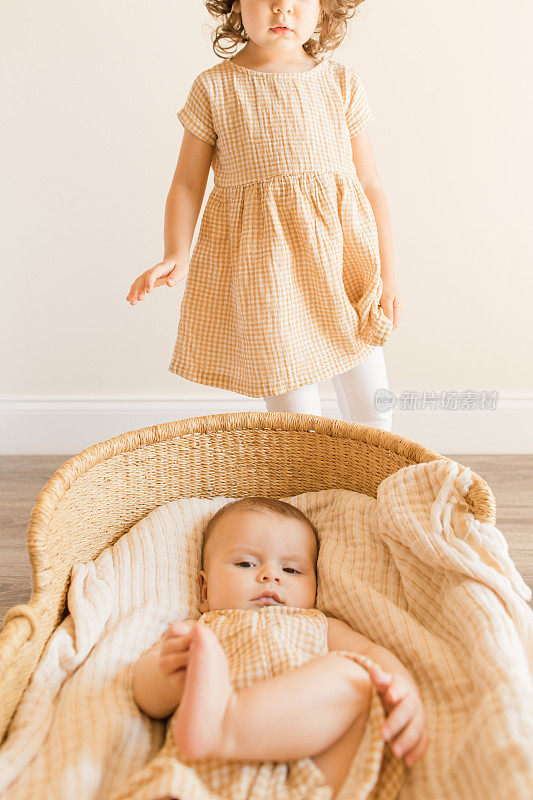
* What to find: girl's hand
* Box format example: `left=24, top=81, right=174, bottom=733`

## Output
left=367, top=663, right=430, bottom=767
left=126, top=256, right=188, bottom=305
left=157, top=620, right=195, bottom=699
left=379, top=276, right=402, bottom=329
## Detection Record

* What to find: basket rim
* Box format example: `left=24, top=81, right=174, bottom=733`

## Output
left=27, top=411, right=495, bottom=529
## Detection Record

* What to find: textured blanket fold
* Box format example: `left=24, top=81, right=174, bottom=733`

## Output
left=0, top=458, right=531, bottom=799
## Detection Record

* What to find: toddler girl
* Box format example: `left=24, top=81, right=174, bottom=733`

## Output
left=133, top=497, right=428, bottom=800
left=125, top=0, right=402, bottom=430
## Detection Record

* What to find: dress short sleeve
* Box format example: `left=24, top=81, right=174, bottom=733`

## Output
left=344, top=68, right=376, bottom=138
left=177, top=74, right=217, bottom=146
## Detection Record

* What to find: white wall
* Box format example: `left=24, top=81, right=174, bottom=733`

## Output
left=1, top=0, right=532, bottom=454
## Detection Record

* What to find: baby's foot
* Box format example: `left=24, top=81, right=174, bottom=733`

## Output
left=171, top=622, right=234, bottom=760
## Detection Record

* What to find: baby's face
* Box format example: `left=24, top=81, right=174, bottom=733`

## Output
left=198, top=509, right=317, bottom=613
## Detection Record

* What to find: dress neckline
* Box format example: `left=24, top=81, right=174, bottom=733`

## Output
left=200, top=606, right=322, bottom=617
left=225, top=58, right=327, bottom=78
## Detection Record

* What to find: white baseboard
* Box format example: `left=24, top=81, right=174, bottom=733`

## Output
left=1, top=395, right=532, bottom=455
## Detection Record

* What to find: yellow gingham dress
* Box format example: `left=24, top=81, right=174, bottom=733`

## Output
left=168, top=58, right=393, bottom=399
left=111, top=606, right=404, bottom=800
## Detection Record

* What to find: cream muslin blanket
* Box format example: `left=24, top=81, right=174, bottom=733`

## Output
left=0, top=458, right=531, bottom=799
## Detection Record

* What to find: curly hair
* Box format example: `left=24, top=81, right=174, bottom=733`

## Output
left=204, top=0, right=367, bottom=61
left=200, top=495, right=319, bottom=570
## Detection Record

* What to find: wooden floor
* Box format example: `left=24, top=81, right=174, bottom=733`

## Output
left=1, top=454, right=532, bottom=624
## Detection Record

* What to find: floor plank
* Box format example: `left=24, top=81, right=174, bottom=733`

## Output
left=1, top=453, right=531, bottom=624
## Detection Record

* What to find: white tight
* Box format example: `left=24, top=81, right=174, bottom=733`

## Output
left=263, top=346, right=393, bottom=431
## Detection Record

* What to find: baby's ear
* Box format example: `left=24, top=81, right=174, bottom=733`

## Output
left=198, top=571, right=208, bottom=612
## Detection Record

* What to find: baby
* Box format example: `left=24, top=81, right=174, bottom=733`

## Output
left=133, top=497, right=429, bottom=797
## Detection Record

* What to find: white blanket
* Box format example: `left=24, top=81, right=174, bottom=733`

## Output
left=0, top=458, right=532, bottom=799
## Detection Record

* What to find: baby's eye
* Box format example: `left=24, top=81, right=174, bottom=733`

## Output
left=236, top=561, right=255, bottom=568
left=283, top=567, right=300, bottom=574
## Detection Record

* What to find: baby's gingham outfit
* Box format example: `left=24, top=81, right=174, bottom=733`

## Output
left=168, top=58, right=393, bottom=398
left=111, top=606, right=404, bottom=800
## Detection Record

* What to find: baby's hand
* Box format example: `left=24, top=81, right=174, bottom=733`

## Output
left=157, top=620, right=195, bottom=696
left=126, top=256, right=188, bottom=305
left=367, top=663, right=429, bottom=767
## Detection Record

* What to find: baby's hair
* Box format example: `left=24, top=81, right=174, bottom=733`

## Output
left=204, top=0, right=367, bottom=60
left=200, top=496, right=319, bottom=570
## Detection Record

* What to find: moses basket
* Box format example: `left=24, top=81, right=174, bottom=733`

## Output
left=0, top=411, right=496, bottom=742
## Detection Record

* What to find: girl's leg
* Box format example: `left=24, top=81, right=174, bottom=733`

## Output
left=172, top=623, right=371, bottom=763
left=331, top=346, right=393, bottom=430
left=263, top=382, right=322, bottom=415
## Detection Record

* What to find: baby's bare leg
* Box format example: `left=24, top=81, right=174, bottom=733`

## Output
left=172, top=623, right=371, bottom=764
left=219, top=652, right=371, bottom=762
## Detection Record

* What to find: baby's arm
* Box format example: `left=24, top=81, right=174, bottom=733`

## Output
left=327, top=616, right=415, bottom=686
left=327, top=616, right=429, bottom=765
left=133, top=620, right=194, bottom=719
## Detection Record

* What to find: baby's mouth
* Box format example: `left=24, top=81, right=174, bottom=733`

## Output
left=252, top=591, right=283, bottom=605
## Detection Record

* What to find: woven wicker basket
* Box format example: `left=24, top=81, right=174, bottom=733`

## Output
left=0, top=411, right=496, bottom=743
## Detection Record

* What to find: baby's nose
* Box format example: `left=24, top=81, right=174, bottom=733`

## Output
left=259, top=566, right=281, bottom=582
